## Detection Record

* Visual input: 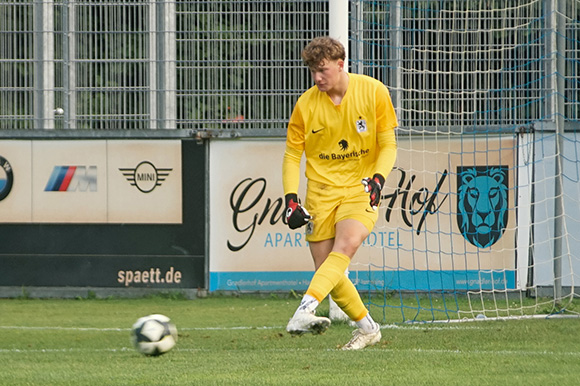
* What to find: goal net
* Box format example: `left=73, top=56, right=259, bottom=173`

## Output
left=349, top=0, right=580, bottom=322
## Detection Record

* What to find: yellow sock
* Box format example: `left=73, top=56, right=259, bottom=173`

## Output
left=305, top=252, right=351, bottom=302
left=329, top=275, right=368, bottom=322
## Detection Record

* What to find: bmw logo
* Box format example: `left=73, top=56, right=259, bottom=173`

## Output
left=0, top=156, right=14, bottom=201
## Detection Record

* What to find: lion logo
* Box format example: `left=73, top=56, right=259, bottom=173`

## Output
left=457, top=166, right=508, bottom=248
left=338, top=139, right=348, bottom=151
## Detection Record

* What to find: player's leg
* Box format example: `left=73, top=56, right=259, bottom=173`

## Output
left=288, top=219, right=371, bottom=335
left=306, top=207, right=352, bottom=323
left=330, top=274, right=381, bottom=350
left=304, top=249, right=351, bottom=301
left=306, top=217, right=369, bottom=304
left=286, top=182, right=338, bottom=335
left=287, top=249, right=353, bottom=335
left=288, top=239, right=357, bottom=334
left=304, top=224, right=351, bottom=323
left=333, top=192, right=382, bottom=350
left=330, top=275, right=367, bottom=322
left=329, top=284, right=352, bottom=322
left=286, top=239, right=334, bottom=335
left=300, top=218, right=366, bottom=311
left=287, top=184, right=376, bottom=337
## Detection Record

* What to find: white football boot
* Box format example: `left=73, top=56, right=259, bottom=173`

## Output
left=286, top=310, right=331, bottom=336
left=341, top=324, right=382, bottom=350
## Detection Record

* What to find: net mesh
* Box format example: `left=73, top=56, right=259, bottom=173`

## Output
left=350, top=0, right=580, bottom=322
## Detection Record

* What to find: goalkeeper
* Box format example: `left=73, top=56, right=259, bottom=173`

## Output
left=283, top=36, right=398, bottom=350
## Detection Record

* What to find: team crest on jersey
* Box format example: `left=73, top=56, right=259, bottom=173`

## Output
left=356, top=119, right=367, bottom=133
left=457, top=166, right=509, bottom=248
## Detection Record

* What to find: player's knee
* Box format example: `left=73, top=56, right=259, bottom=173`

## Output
left=334, top=232, right=368, bottom=256
left=332, top=240, right=362, bottom=258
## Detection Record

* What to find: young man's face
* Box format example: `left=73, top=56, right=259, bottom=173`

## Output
left=309, top=59, right=344, bottom=93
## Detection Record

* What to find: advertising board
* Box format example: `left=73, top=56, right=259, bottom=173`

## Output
left=209, top=136, right=516, bottom=292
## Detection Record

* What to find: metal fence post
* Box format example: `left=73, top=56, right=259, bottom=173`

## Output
left=34, top=0, right=55, bottom=129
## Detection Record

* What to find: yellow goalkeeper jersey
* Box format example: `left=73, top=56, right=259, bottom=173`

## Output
left=286, top=73, right=398, bottom=188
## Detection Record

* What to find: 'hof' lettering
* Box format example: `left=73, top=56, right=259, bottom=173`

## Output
left=382, top=168, right=449, bottom=235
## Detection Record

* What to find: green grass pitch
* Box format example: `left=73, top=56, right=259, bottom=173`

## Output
left=1, top=294, right=579, bottom=385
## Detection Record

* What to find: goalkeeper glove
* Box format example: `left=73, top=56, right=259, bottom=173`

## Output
left=361, top=173, right=385, bottom=211
left=285, top=193, right=311, bottom=230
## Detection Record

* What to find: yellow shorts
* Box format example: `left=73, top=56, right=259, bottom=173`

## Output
left=304, top=181, right=379, bottom=242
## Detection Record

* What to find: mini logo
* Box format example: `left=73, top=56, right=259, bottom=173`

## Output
left=119, top=161, right=172, bottom=193
left=457, top=166, right=508, bottom=248
left=312, top=127, right=325, bottom=134
left=0, top=156, right=14, bottom=201
left=45, top=166, right=97, bottom=192
left=338, top=139, right=349, bottom=151
left=356, top=118, right=367, bottom=133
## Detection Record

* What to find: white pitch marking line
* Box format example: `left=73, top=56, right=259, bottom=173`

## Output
left=1, top=347, right=579, bottom=357
left=0, top=326, right=129, bottom=332
left=0, top=324, right=496, bottom=332
left=0, top=325, right=284, bottom=332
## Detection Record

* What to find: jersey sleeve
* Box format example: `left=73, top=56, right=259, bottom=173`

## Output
left=374, top=129, right=397, bottom=180
left=283, top=102, right=306, bottom=195
left=375, top=84, right=398, bottom=133
left=282, top=145, right=303, bottom=195
left=374, top=83, right=398, bottom=179
left=286, top=103, right=306, bottom=152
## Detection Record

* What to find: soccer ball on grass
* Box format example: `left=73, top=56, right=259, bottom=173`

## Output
left=131, top=314, right=178, bottom=356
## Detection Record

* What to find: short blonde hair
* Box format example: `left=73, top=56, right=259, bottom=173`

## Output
left=301, top=36, right=346, bottom=69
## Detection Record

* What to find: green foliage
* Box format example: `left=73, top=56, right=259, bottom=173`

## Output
left=17, top=287, right=30, bottom=300
left=0, top=296, right=579, bottom=385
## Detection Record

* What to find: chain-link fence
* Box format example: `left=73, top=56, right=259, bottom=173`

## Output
left=0, top=0, right=328, bottom=132
left=0, top=1, right=578, bottom=133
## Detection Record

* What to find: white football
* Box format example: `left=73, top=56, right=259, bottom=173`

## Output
left=131, top=314, right=178, bottom=356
